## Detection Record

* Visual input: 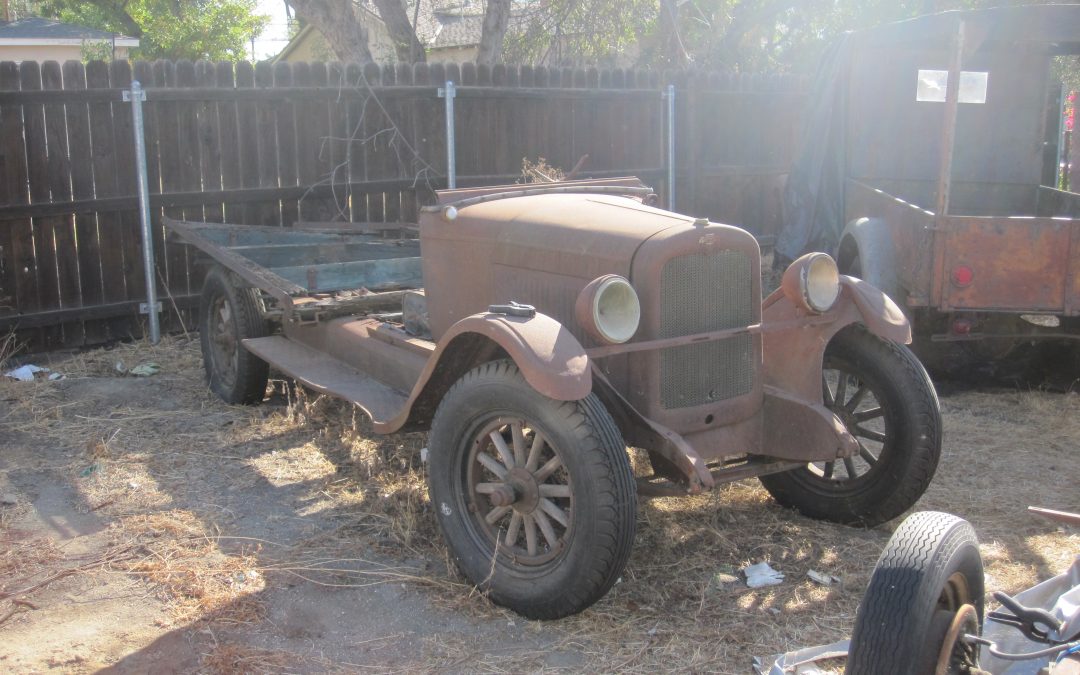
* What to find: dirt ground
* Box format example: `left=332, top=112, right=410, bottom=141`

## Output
left=0, top=335, right=1078, bottom=674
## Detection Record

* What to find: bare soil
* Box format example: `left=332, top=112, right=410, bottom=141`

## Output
left=0, top=336, right=1077, bottom=674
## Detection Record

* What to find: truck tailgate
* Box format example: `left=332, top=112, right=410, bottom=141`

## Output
left=938, top=216, right=1080, bottom=315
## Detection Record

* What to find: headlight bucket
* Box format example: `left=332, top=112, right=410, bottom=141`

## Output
left=781, top=253, right=841, bottom=313
left=575, top=275, right=641, bottom=345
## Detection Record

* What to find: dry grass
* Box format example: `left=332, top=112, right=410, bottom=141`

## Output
left=0, top=329, right=19, bottom=371
left=118, top=510, right=267, bottom=626
left=0, top=334, right=1077, bottom=672
left=519, top=157, right=567, bottom=183
left=201, top=640, right=296, bottom=673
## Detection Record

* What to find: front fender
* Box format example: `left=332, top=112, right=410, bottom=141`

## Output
left=762, top=276, right=910, bottom=403
left=381, top=311, right=590, bottom=433
left=437, top=311, right=591, bottom=400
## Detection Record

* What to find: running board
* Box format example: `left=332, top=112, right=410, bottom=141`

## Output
left=243, top=335, right=408, bottom=424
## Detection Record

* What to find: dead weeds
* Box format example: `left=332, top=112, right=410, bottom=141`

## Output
left=117, top=510, right=267, bottom=627
left=0, top=334, right=1077, bottom=672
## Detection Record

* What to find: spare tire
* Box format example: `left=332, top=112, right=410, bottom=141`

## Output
left=848, top=511, right=984, bottom=675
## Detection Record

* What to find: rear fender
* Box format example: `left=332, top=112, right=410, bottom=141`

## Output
left=383, top=311, right=590, bottom=433
left=839, top=217, right=902, bottom=305
left=762, top=276, right=910, bottom=403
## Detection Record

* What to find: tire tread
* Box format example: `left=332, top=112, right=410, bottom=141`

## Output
left=848, top=511, right=984, bottom=675
left=429, top=360, right=636, bottom=620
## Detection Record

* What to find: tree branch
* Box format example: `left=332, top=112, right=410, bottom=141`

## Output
left=287, top=0, right=374, bottom=65
left=371, top=0, right=425, bottom=63
left=715, top=0, right=798, bottom=69
left=477, top=0, right=512, bottom=66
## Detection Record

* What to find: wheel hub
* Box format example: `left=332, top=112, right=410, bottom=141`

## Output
left=506, top=467, right=540, bottom=513
left=488, top=484, right=517, bottom=507
left=934, top=603, right=981, bottom=675
left=466, top=418, right=573, bottom=564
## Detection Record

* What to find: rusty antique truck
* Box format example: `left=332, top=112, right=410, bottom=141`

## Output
left=777, top=5, right=1080, bottom=370
left=166, top=177, right=941, bottom=619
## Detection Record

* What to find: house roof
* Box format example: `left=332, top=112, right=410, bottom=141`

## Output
left=0, top=17, right=139, bottom=46
left=274, top=0, right=531, bottom=61
left=852, top=5, right=1080, bottom=52
left=430, top=14, right=483, bottom=50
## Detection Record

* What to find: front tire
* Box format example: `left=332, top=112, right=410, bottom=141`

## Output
left=759, top=323, right=941, bottom=526
left=427, top=360, right=637, bottom=620
left=848, top=511, right=984, bottom=675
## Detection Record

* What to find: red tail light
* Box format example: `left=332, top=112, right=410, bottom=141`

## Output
left=951, top=318, right=973, bottom=335
left=951, top=265, right=974, bottom=287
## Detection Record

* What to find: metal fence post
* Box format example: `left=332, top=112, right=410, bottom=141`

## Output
left=123, top=80, right=160, bottom=344
left=1057, top=83, right=1067, bottom=189
left=665, top=84, right=675, bottom=210
left=438, top=80, right=457, bottom=189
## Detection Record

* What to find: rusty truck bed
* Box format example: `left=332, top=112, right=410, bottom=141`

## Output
left=163, top=218, right=423, bottom=319
left=846, top=180, right=1080, bottom=316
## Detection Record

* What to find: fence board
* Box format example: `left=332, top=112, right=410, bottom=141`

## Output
left=361, top=62, right=384, bottom=223
left=0, top=58, right=806, bottom=352
left=380, top=63, right=402, bottom=226
left=254, top=61, right=280, bottom=226
left=326, top=62, right=349, bottom=221
left=43, top=61, right=84, bottom=345
left=63, top=61, right=102, bottom=322
left=20, top=61, right=50, bottom=320
left=343, top=62, right=366, bottom=222
left=196, top=61, right=223, bottom=224
left=155, top=59, right=188, bottom=298
left=0, top=62, right=31, bottom=340
left=298, top=62, right=335, bottom=221
left=85, top=61, right=125, bottom=313
left=216, top=62, right=243, bottom=224
left=274, top=62, right=299, bottom=227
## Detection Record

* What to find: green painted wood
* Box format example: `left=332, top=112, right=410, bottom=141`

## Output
left=230, top=241, right=420, bottom=268
left=269, top=256, right=423, bottom=293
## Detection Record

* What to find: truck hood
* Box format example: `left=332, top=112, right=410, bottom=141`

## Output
left=461, top=193, right=694, bottom=279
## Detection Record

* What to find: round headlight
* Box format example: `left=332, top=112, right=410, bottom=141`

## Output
left=781, top=253, right=840, bottom=313
left=575, top=275, right=641, bottom=345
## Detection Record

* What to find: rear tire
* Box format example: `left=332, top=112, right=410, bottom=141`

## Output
left=427, top=360, right=637, bottom=619
left=759, top=323, right=941, bottom=526
left=199, top=266, right=269, bottom=404
left=848, top=511, right=984, bottom=675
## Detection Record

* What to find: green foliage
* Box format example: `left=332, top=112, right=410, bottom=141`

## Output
left=643, top=0, right=948, bottom=72
left=651, top=0, right=1080, bottom=75
left=38, top=0, right=269, bottom=61
left=502, top=0, right=656, bottom=66
left=500, top=0, right=1080, bottom=76
left=79, top=39, right=115, bottom=62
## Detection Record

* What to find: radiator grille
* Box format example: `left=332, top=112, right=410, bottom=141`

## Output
left=659, top=250, right=754, bottom=409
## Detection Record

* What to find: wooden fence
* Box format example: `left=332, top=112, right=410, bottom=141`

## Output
left=0, top=59, right=805, bottom=351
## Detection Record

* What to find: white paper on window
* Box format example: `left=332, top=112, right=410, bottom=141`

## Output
left=916, top=69, right=988, bottom=104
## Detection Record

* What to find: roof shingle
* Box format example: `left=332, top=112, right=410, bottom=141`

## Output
left=0, top=17, right=135, bottom=41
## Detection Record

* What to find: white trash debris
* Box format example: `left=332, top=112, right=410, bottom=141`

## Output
left=743, top=561, right=785, bottom=588
left=807, top=570, right=842, bottom=587
left=4, top=364, right=62, bottom=381
left=129, top=362, right=161, bottom=377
